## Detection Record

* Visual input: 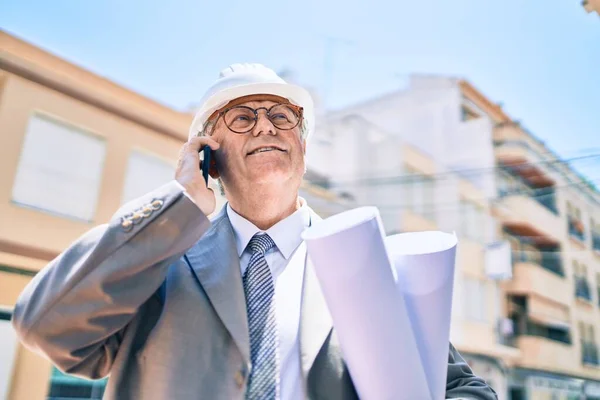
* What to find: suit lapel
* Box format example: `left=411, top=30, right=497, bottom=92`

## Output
left=300, top=211, right=334, bottom=377
left=184, top=207, right=334, bottom=372
left=185, top=207, right=250, bottom=362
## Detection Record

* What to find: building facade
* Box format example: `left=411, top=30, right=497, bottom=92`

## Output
left=309, top=75, right=600, bottom=399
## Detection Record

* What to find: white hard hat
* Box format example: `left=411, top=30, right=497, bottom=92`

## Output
left=188, top=63, right=315, bottom=140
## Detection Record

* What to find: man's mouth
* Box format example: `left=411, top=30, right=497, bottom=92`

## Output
left=248, top=146, right=286, bottom=155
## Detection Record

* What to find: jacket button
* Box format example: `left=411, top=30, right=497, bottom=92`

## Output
left=142, top=205, right=153, bottom=217
left=131, top=212, right=143, bottom=224
left=121, top=218, right=133, bottom=231
left=151, top=199, right=164, bottom=210
left=234, top=368, right=246, bottom=388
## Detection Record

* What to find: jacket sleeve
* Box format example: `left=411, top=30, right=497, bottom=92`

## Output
left=445, top=343, right=498, bottom=399
left=11, top=180, right=211, bottom=379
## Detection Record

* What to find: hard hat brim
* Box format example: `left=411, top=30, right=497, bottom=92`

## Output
left=188, top=82, right=314, bottom=140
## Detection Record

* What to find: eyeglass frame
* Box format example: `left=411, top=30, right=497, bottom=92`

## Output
left=205, top=102, right=304, bottom=135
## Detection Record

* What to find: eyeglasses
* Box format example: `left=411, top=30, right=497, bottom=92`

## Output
left=209, top=103, right=303, bottom=134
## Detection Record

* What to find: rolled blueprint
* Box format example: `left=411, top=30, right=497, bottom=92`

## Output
left=385, top=232, right=457, bottom=400
left=302, top=207, right=430, bottom=400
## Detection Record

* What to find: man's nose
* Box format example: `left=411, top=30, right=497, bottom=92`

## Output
left=251, top=109, right=276, bottom=136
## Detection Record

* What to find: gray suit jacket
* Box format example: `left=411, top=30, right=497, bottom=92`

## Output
left=12, top=181, right=497, bottom=400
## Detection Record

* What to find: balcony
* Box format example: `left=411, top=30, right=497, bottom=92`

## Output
left=516, top=335, right=574, bottom=373
left=575, top=276, right=592, bottom=302
left=582, top=342, right=600, bottom=367
left=568, top=217, right=586, bottom=243
left=513, top=249, right=564, bottom=277
left=508, top=295, right=574, bottom=372
left=497, top=169, right=558, bottom=215
left=497, top=174, right=562, bottom=242
left=506, top=233, right=564, bottom=276
left=504, top=251, right=569, bottom=306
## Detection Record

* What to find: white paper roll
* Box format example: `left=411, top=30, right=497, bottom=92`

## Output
left=385, top=231, right=457, bottom=400
left=302, top=207, right=430, bottom=400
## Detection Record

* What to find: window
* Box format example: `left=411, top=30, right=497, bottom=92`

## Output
left=592, top=218, right=600, bottom=251
left=1, top=315, right=18, bottom=400
left=459, top=200, right=486, bottom=242
left=597, top=273, right=600, bottom=306
left=579, top=321, right=586, bottom=341
left=581, top=323, right=599, bottom=366
left=460, top=97, right=484, bottom=121
left=463, top=277, right=488, bottom=322
left=403, top=166, right=435, bottom=221
left=121, top=150, right=175, bottom=204
left=11, top=114, right=106, bottom=221
left=47, top=366, right=106, bottom=399
left=568, top=203, right=585, bottom=242
left=574, top=261, right=592, bottom=301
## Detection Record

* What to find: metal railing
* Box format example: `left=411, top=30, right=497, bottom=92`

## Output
left=522, top=320, right=572, bottom=345
left=574, top=276, right=592, bottom=302
left=512, top=249, right=564, bottom=277
left=582, top=341, right=600, bottom=366
left=497, top=169, right=559, bottom=214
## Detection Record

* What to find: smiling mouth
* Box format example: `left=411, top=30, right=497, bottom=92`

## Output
left=248, top=147, right=286, bottom=155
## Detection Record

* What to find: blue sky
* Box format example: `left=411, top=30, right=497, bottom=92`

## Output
left=1, top=0, right=599, bottom=182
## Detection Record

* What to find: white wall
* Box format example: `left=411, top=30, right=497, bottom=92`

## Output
left=308, top=115, right=407, bottom=232
left=447, top=117, right=497, bottom=198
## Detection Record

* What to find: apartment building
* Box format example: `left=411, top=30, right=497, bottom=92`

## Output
left=307, top=76, right=519, bottom=399
left=0, top=31, right=349, bottom=400
left=457, top=79, right=600, bottom=399
left=308, top=76, right=600, bottom=399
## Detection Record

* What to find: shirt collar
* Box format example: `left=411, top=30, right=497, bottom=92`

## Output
left=227, top=198, right=310, bottom=260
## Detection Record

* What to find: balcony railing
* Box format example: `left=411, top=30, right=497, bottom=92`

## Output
left=582, top=341, right=600, bottom=366
left=518, top=319, right=572, bottom=345
left=497, top=169, right=558, bottom=214
left=568, top=218, right=586, bottom=242
left=575, top=276, right=592, bottom=302
left=512, top=249, right=564, bottom=277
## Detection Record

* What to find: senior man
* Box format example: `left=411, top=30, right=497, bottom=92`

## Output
left=12, top=63, right=497, bottom=400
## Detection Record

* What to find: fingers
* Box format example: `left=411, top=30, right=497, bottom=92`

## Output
left=185, top=136, right=220, bottom=154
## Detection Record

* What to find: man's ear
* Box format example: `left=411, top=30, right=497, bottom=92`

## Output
left=209, top=157, right=220, bottom=179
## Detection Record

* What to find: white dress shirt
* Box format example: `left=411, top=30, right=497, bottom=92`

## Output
left=227, top=200, right=309, bottom=400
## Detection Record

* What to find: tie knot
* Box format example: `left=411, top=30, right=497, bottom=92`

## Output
left=248, top=234, right=276, bottom=255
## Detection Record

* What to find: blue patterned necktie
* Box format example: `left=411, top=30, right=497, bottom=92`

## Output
left=243, top=234, right=279, bottom=400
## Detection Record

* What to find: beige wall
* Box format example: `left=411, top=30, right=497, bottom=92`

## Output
left=1, top=34, right=194, bottom=398
left=0, top=73, right=187, bottom=263
left=7, top=345, right=52, bottom=400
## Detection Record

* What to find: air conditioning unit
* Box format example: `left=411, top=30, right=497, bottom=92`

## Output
left=485, top=240, right=513, bottom=280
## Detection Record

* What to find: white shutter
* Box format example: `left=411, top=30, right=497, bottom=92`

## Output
left=463, top=277, right=488, bottom=322
left=121, top=150, right=175, bottom=204
left=11, top=115, right=106, bottom=221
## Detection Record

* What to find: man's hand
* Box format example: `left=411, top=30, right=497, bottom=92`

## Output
left=175, top=136, right=220, bottom=216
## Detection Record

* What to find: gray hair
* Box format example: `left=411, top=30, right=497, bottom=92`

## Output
left=199, top=118, right=310, bottom=196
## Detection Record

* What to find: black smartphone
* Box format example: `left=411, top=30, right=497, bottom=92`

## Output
left=201, top=146, right=212, bottom=186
